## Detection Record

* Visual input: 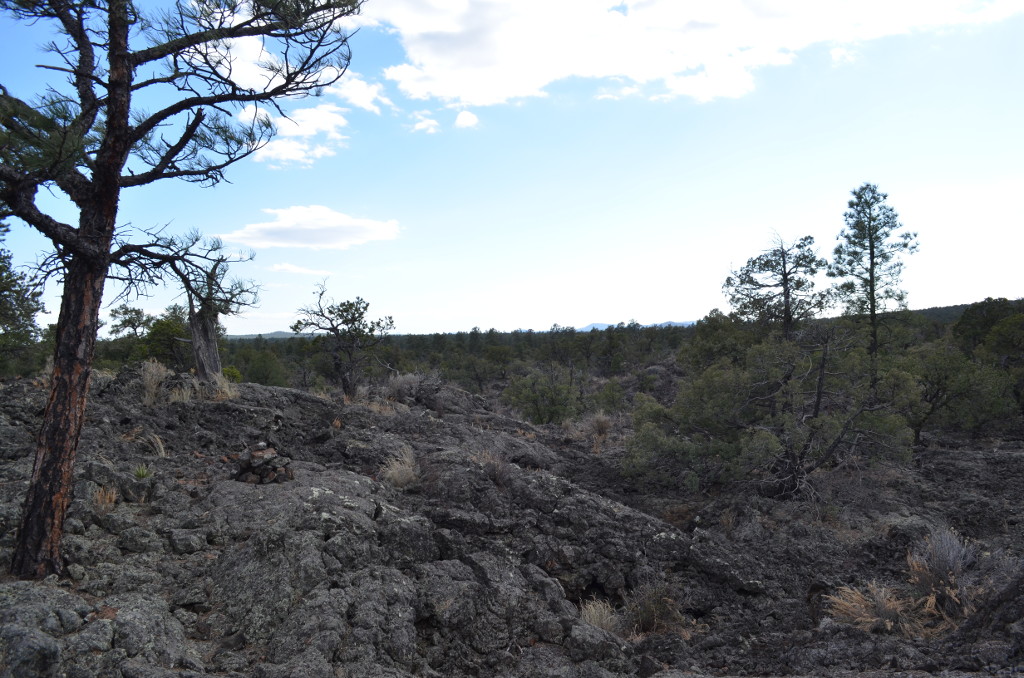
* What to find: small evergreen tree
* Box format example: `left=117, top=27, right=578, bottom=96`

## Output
left=723, top=234, right=828, bottom=339
left=108, top=305, right=155, bottom=340
left=291, top=285, right=395, bottom=398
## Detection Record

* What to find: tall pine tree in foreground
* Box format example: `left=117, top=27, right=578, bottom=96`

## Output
left=0, top=0, right=363, bottom=578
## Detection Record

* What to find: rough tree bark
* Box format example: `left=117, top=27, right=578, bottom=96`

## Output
left=189, top=302, right=224, bottom=382
left=11, top=224, right=113, bottom=577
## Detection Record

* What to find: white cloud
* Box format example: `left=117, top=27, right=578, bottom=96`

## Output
left=596, top=80, right=641, bottom=100
left=454, top=110, right=479, bottom=128
left=276, top=104, right=350, bottom=139
left=327, top=72, right=395, bottom=113
left=411, top=111, right=440, bottom=133
left=830, top=46, right=859, bottom=64
left=364, top=0, right=1024, bottom=105
left=242, top=103, right=349, bottom=167
left=253, top=138, right=337, bottom=168
left=218, top=35, right=285, bottom=91
left=269, top=263, right=333, bottom=276
left=219, top=205, right=400, bottom=249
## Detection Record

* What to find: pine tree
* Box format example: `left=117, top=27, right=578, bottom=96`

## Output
left=828, top=183, right=918, bottom=368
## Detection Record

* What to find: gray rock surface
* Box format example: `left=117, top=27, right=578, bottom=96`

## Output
left=0, top=370, right=1022, bottom=677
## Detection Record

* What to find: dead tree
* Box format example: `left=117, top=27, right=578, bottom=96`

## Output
left=136, top=233, right=258, bottom=382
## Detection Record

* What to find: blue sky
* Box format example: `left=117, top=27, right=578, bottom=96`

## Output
left=3, top=1, right=1023, bottom=336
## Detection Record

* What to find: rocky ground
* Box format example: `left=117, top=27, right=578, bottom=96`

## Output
left=0, top=366, right=1022, bottom=677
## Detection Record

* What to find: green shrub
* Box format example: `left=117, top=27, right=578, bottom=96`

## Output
left=591, top=379, right=626, bottom=413
left=502, top=364, right=580, bottom=425
left=222, top=365, right=243, bottom=383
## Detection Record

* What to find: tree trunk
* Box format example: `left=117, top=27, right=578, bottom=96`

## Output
left=10, top=254, right=108, bottom=578
left=190, top=304, right=223, bottom=382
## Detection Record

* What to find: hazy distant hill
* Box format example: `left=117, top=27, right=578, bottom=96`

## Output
left=226, top=330, right=295, bottom=341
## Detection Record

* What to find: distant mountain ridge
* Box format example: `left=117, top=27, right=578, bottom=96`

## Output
left=226, top=331, right=295, bottom=341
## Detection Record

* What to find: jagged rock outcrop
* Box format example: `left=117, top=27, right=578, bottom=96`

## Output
left=0, top=368, right=1022, bottom=677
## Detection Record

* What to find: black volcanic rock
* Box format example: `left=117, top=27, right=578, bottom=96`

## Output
left=0, top=369, right=1021, bottom=677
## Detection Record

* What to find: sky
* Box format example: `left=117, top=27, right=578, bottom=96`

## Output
left=2, top=0, right=1023, bottom=336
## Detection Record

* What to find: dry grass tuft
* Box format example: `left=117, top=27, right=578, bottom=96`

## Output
left=144, top=433, right=167, bottom=458
left=206, top=374, right=238, bottom=401
left=471, top=450, right=513, bottom=487
left=141, top=359, right=171, bottom=406
left=168, top=376, right=200, bottom=404
left=384, top=372, right=430, bottom=402
left=93, top=486, right=119, bottom=512
left=513, top=428, right=536, bottom=440
left=588, top=412, right=613, bottom=438
left=907, top=525, right=979, bottom=622
left=826, top=526, right=1007, bottom=638
left=381, top=447, right=419, bottom=489
left=367, top=399, right=401, bottom=416
left=622, top=580, right=695, bottom=638
left=120, top=426, right=144, bottom=442
left=580, top=598, right=619, bottom=634
left=825, top=581, right=918, bottom=636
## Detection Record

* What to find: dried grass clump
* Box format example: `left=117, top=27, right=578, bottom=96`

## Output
left=582, top=412, right=614, bottom=453
left=206, top=374, right=238, bottom=401
left=141, top=359, right=171, bottom=406
left=381, top=447, right=419, bottom=489
left=588, top=412, right=613, bottom=438
left=825, top=581, right=918, bottom=636
left=513, top=428, right=537, bottom=441
left=144, top=433, right=167, bottom=458
left=580, top=598, right=619, bottom=634
left=311, top=385, right=333, bottom=401
left=367, top=399, right=401, bottom=416
left=168, top=376, right=198, bottom=404
left=120, top=426, right=143, bottom=442
left=623, top=580, right=691, bottom=637
left=471, top=450, right=513, bottom=488
left=907, top=525, right=980, bottom=621
left=384, top=372, right=429, bottom=403
left=93, top=486, right=119, bottom=513
left=827, top=527, right=1007, bottom=638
